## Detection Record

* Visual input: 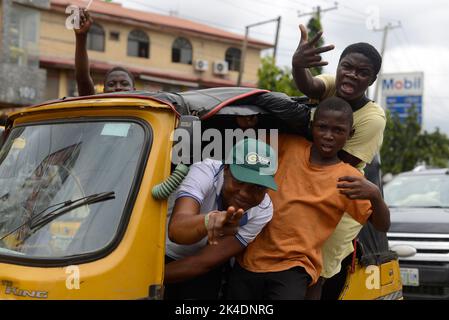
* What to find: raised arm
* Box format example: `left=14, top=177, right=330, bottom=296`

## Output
left=337, top=176, right=390, bottom=232
left=292, top=24, right=334, bottom=99
left=74, top=9, right=95, bottom=96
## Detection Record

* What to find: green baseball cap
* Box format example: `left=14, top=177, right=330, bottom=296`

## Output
left=226, top=138, right=278, bottom=191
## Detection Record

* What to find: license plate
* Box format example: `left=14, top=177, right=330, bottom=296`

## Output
left=400, top=268, right=419, bottom=286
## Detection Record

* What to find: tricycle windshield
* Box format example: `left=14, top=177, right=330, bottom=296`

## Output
left=0, top=120, right=146, bottom=259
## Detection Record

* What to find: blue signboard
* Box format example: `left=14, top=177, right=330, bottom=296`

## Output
left=386, top=95, right=422, bottom=125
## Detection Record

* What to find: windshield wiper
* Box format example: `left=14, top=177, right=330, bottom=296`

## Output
left=0, top=191, right=115, bottom=241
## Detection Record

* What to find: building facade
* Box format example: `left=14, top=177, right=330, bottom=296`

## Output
left=0, top=0, right=272, bottom=115
left=0, top=0, right=49, bottom=116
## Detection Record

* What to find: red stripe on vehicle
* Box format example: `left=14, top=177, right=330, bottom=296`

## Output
left=200, top=89, right=270, bottom=120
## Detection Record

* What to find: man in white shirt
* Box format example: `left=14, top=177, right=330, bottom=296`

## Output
left=164, top=138, right=277, bottom=300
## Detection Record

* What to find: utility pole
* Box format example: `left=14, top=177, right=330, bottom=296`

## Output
left=297, top=2, right=338, bottom=19
left=273, top=16, right=281, bottom=64
left=373, top=21, right=401, bottom=102
left=237, top=16, right=281, bottom=87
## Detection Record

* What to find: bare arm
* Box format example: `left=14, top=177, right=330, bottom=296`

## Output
left=164, top=236, right=243, bottom=283
left=368, top=192, right=391, bottom=232
left=291, top=24, right=334, bottom=99
left=74, top=9, right=95, bottom=96
left=337, top=176, right=391, bottom=232
left=168, top=197, right=243, bottom=245
left=292, top=65, right=325, bottom=100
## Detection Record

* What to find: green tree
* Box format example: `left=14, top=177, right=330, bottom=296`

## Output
left=307, top=13, right=324, bottom=76
left=258, top=13, right=327, bottom=95
left=257, top=56, right=302, bottom=96
left=381, top=106, right=449, bottom=174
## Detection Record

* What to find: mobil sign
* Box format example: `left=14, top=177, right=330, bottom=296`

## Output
left=381, top=72, right=424, bottom=125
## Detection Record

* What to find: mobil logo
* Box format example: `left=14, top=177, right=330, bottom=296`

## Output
left=381, top=72, right=424, bottom=95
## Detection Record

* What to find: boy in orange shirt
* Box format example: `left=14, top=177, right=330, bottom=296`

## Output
left=227, top=96, right=390, bottom=299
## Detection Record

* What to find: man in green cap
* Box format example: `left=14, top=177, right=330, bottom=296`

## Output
left=164, top=138, right=277, bottom=300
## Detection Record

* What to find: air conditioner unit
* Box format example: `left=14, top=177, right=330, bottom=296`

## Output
left=194, top=60, right=208, bottom=72
left=213, top=61, right=229, bottom=75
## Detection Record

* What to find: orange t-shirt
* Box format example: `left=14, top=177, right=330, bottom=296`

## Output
left=238, top=134, right=372, bottom=284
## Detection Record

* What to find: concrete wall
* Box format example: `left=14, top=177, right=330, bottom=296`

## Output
left=0, top=2, right=3, bottom=56
left=0, top=63, right=47, bottom=105
left=0, top=0, right=48, bottom=107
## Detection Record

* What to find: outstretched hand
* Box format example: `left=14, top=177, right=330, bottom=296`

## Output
left=74, top=9, right=93, bottom=35
left=337, top=176, right=381, bottom=201
left=206, top=206, right=244, bottom=245
left=292, top=24, right=335, bottom=69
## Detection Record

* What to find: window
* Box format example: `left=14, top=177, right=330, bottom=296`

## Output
left=127, top=30, right=149, bottom=58
left=225, top=47, right=241, bottom=71
left=87, top=23, right=105, bottom=52
left=109, top=31, right=120, bottom=41
left=44, top=69, right=60, bottom=101
left=9, top=4, right=40, bottom=67
left=172, top=37, right=192, bottom=64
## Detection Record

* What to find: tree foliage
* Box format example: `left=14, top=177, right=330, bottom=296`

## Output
left=257, top=56, right=302, bottom=96
left=306, top=13, right=324, bottom=76
left=381, top=106, right=449, bottom=174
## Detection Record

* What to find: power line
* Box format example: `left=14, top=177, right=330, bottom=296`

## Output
left=121, top=0, right=168, bottom=14
left=123, top=0, right=296, bottom=41
left=285, top=0, right=311, bottom=8
left=297, top=3, right=338, bottom=18
left=324, top=15, right=365, bottom=26
left=397, top=27, right=426, bottom=71
left=390, top=31, right=420, bottom=72
left=219, top=0, right=277, bottom=20
left=338, top=3, right=367, bottom=18
left=124, top=0, right=244, bottom=32
left=245, top=0, right=312, bottom=12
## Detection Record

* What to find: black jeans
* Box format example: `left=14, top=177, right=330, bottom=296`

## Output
left=164, top=255, right=225, bottom=300
left=304, top=277, right=326, bottom=300
left=227, top=262, right=311, bottom=300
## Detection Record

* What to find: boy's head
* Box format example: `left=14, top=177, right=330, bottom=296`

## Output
left=104, top=67, right=136, bottom=93
left=222, top=138, right=277, bottom=211
left=335, top=43, right=382, bottom=102
left=236, top=115, right=258, bottom=130
left=312, top=97, right=354, bottom=159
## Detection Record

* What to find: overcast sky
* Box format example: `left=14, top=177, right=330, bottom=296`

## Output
left=115, top=0, right=449, bottom=135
